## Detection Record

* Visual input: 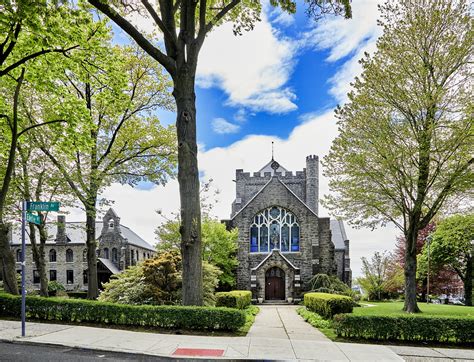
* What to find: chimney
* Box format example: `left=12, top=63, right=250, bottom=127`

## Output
left=56, top=215, right=66, bottom=243
left=305, top=155, right=319, bottom=215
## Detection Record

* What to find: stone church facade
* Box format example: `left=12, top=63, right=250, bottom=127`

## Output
left=9, top=208, right=155, bottom=291
left=226, top=155, right=351, bottom=301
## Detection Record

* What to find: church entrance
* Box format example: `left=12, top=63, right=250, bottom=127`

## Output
left=265, top=267, right=285, bottom=300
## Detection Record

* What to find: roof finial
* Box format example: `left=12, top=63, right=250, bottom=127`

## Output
left=271, top=141, right=274, bottom=161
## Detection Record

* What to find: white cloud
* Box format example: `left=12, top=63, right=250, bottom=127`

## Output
left=212, top=118, right=241, bottom=134
left=197, top=13, right=297, bottom=114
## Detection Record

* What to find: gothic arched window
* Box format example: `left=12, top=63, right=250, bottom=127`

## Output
left=112, top=248, right=118, bottom=263
left=104, top=247, right=109, bottom=259
left=49, top=249, right=57, bottom=263
left=249, top=206, right=300, bottom=253
left=66, top=249, right=73, bottom=263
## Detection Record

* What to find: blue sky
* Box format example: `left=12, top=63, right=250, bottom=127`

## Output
left=93, top=0, right=400, bottom=277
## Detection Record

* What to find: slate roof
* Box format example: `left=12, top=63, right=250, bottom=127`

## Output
left=98, top=257, right=120, bottom=274
left=9, top=221, right=154, bottom=251
left=330, top=219, right=348, bottom=250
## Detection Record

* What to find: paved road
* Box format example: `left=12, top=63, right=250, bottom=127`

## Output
left=0, top=341, right=174, bottom=361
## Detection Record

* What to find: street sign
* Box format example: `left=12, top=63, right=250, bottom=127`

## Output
left=26, top=212, right=41, bottom=225
left=26, top=201, right=60, bottom=212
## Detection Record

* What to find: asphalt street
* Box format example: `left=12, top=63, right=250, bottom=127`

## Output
left=0, top=342, right=176, bottom=362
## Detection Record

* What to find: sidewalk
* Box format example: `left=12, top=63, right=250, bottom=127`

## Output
left=0, top=305, right=472, bottom=360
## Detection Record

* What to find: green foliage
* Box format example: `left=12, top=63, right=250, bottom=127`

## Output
left=142, top=250, right=182, bottom=304
left=47, top=281, right=65, bottom=293
left=309, top=274, right=353, bottom=297
left=0, top=292, right=246, bottom=331
left=296, top=306, right=332, bottom=329
left=356, top=251, right=400, bottom=301
left=98, top=265, right=154, bottom=305
left=216, top=290, right=252, bottom=309
left=237, top=305, right=260, bottom=335
left=354, top=302, right=474, bottom=317
left=202, top=262, right=222, bottom=306
left=419, top=214, right=474, bottom=278
left=304, top=292, right=353, bottom=319
left=157, top=218, right=238, bottom=290
left=333, top=314, right=474, bottom=343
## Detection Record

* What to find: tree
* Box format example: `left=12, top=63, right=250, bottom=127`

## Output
left=418, top=214, right=474, bottom=306
left=88, top=0, right=352, bottom=306
left=156, top=218, right=238, bottom=290
left=323, top=0, right=473, bottom=312
left=0, top=1, right=92, bottom=78
left=356, top=251, right=396, bottom=301
left=34, top=42, right=177, bottom=299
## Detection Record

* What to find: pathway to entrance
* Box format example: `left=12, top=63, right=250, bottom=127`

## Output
left=247, top=305, right=402, bottom=360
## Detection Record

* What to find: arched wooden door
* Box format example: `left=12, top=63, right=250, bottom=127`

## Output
left=265, top=267, right=285, bottom=300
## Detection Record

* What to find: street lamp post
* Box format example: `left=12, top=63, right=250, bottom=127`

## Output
left=426, top=235, right=432, bottom=304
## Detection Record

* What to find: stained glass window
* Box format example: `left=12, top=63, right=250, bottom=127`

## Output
left=249, top=206, right=299, bottom=253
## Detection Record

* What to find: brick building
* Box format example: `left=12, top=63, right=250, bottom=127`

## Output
left=9, top=208, right=155, bottom=291
left=226, top=155, right=351, bottom=301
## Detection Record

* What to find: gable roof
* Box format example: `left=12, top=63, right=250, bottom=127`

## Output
left=231, top=176, right=317, bottom=220
left=251, top=248, right=299, bottom=271
left=258, top=158, right=288, bottom=175
left=330, top=219, right=348, bottom=250
left=9, top=221, right=155, bottom=251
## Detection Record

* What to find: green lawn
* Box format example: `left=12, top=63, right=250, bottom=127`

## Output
left=355, top=302, right=474, bottom=318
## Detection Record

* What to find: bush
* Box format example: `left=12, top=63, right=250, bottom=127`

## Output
left=48, top=281, right=65, bottom=292
left=333, top=314, right=474, bottom=343
left=0, top=292, right=245, bottom=331
left=216, top=290, right=251, bottom=309
left=304, top=292, right=353, bottom=319
left=308, top=274, right=354, bottom=297
left=67, top=292, right=87, bottom=299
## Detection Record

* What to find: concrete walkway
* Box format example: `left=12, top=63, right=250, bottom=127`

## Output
left=0, top=306, right=471, bottom=360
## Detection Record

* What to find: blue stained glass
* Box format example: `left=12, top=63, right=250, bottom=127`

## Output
left=260, top=226, right=268, bottom=252
left=270, top=222, right=280, bottom=250
left=250, top=226, right=258, bottom=252
left=281, top=225, right=289, bottom=252
left=270, top=207, right=279, bottom=218
left=291, top=225, right=300, bottom=251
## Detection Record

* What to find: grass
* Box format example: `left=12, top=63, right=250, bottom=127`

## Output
left=296, top=306, right=336, bottom=339
left=237, top=305, right=259, bottom=336
left=354, top=301, right=474, bottom=318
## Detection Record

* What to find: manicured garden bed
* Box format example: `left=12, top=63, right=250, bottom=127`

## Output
left=0, top=292, right=246, bottom=332
left=298, top=299, right=474, bottom=345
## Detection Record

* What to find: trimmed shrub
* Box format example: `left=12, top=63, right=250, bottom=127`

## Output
left=333, top=314, right=474, bottom=343
left=216, top=290, right=251, bottom=309
left=0, top=292, right=245, bottom=331
left=304, top=292, right=353, bottom=319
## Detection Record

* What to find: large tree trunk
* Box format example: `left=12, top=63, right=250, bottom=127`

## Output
left=464, top=255, right=472, bottom=307
left=86, top=206, right=99, bottom=299
left=173, top=72, right=202, bottom=306
left=403, top=227, right=421, bottom=313
left=0, top=223, right=18, bottom=294
left=29, top=223, right=48, bottom=297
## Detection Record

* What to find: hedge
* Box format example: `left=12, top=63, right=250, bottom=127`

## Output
left=0, top=292, right=245, bottom=331
left=216, top=290, right=252, bottom=309
left=304, top=292, right=353, bottom=319
left=333, top=314, right=474, bottom=343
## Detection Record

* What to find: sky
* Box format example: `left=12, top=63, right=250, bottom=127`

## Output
left=70, top=0, right=401, bottom=278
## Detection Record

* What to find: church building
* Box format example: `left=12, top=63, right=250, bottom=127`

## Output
left=226, top=155, right=351, bottom=301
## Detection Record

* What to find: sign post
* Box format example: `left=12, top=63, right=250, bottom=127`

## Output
left=21, top=201, right=60, bottom=338
left=21, top=201, right=26, bottom=337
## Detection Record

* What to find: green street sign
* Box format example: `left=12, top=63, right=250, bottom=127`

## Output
left=26, top=201, right=60, bottom=212
left=26, top=212, right=41, bottom=225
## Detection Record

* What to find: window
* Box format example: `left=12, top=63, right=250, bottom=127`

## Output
left=104, top=247, right=109, bottom=259
left=16, top=249, right=22, bottom=262
left=83, top=249, right=87, bottom=262
left=66, top=249, right=73, bottom=262
left=249, top=206, right=300, bottom=253
left=66, top=270, right=74, bottom=284
left=130, top=249, right=135, bottom=265
left=143, top=252, right=146, bottom=260
left=33, top=270, right=40, bottom=284
left=83, top=270, right=88, bottom=285
left=49, top=270, right=57, bottom=281
left=109, top=220, right=114, bottom=228
left=136, top=250, right=139, bottom=261
left=112, top=248, right=118, bottom=263
left=49, top=249, right=57, bottom=263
